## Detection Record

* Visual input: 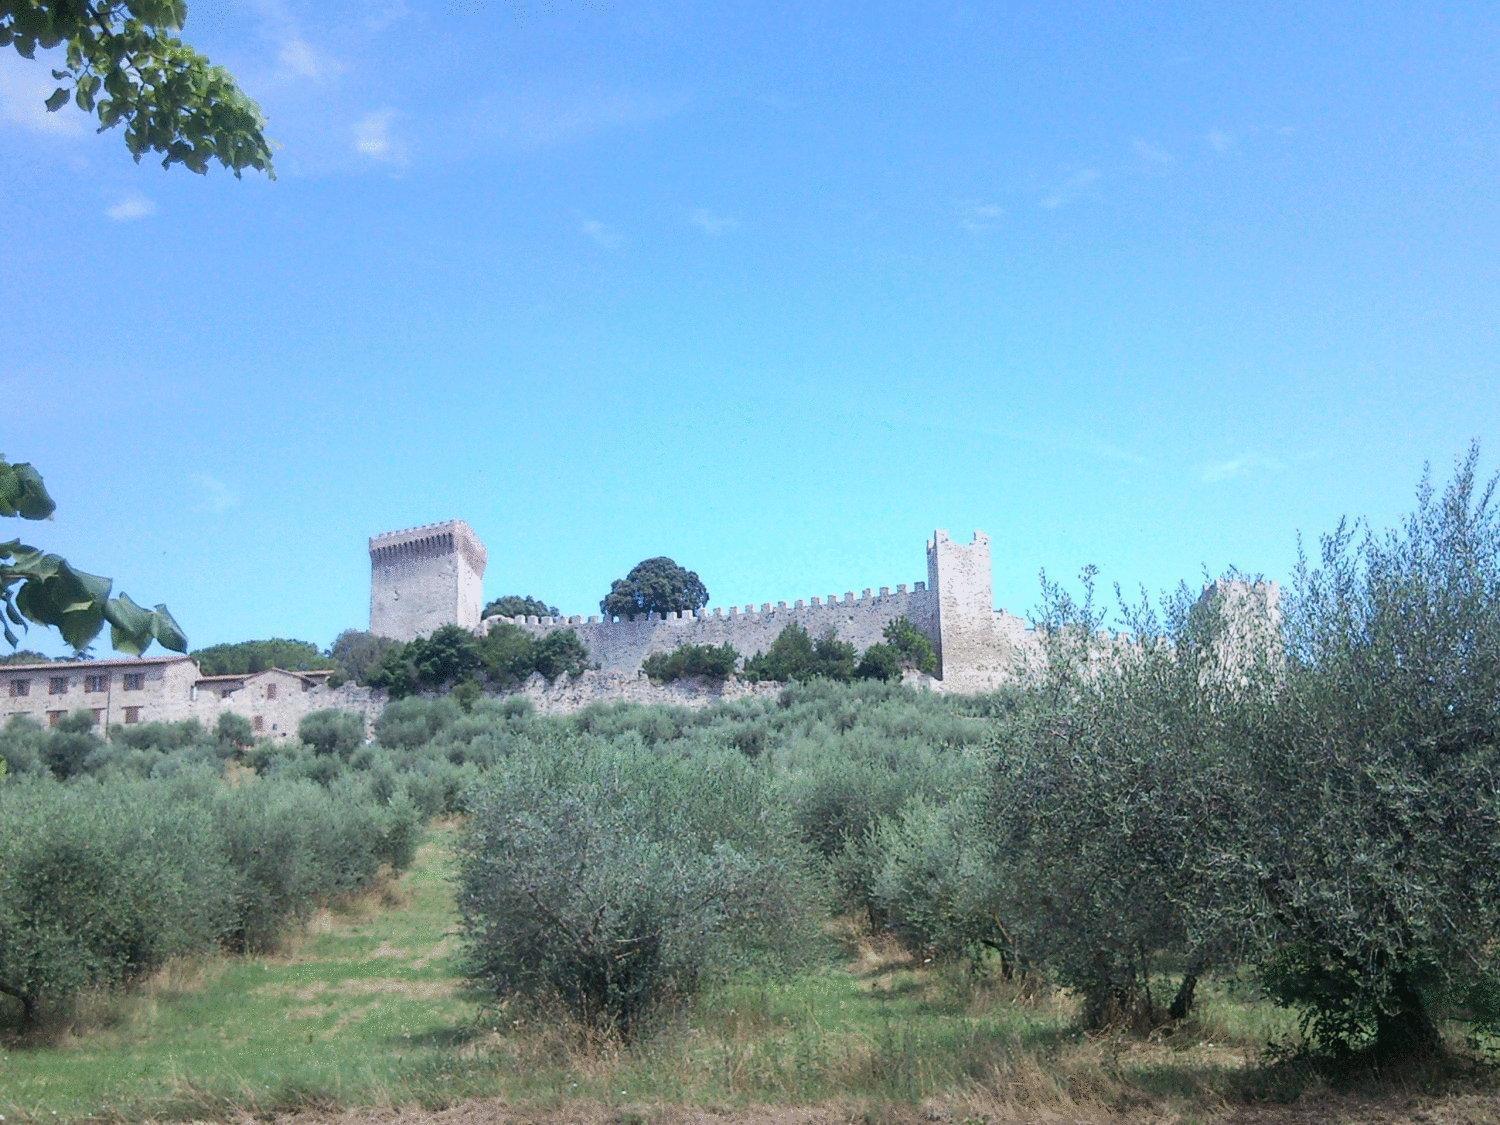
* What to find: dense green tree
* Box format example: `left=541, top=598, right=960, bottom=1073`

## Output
left=744, top=624, right=858, bottom=683
left=641, top=642, right=741, bottom=682
left=411, top=625, right=482, bottom=687
left=853, top=643, right=901, bottom=681
left=482, top=595, right=560, bottom=620
left=1, top=1, right=272, bottom=175
left=600, top=557, right=708, bottom=620
left=214, top=712, right=253, bottom=752
left=531, top=630, right=589, bottom=680
left=192, top=638, right=332, bottom=676
left=882, top=616, right=938, bottom=674
left=3, top=457, right=184, bottom=655
left=328, top=630, right=399, bottom=686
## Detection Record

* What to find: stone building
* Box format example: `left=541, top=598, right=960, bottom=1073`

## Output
left=0, top=655, right=377, bottom=741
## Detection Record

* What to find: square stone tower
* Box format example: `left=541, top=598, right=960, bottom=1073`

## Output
left=369, top=520, right=487, bottom=642
left=926, top=529, right=1003, bottom=689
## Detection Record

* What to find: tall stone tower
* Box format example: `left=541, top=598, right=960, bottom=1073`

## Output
left=369, top=520, right=487, bottom=642
left=927, top=529, right=1003, bottom=689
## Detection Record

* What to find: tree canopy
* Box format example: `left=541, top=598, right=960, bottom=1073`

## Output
left=482, top=595, right=560, bottom=620
left=1, top=0, right=273, bottom=176
left=2, top=457, right=184, bottom=655
left=191, top=638, right=333, bottom=676
left=600, top=557, right=709, bottom=620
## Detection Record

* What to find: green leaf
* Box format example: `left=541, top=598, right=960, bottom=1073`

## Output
left=105, top=593, right=155, bottom=655
left=44, top=86, right=69, bottom=112
left=0, top=461, right=57, bottom=519
left=151, top=603, right=188, bottom=652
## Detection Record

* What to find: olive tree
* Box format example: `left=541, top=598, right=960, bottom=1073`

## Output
left=1240, top=446, right=1500, bottom=1060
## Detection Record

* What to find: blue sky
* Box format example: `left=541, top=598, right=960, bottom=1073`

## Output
left=2, top=1, right=1496, bottom=656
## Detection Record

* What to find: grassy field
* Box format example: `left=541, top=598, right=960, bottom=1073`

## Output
left=2, top=827, right=1495, bottom=1124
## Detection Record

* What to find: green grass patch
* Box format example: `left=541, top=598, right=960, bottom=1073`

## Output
left=0, top=828, right=1490, bottom=1123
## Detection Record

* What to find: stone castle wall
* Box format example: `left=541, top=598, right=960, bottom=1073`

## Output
left=484, top=582, right=941, bottom=673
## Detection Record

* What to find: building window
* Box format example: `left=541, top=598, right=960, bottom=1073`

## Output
left=253, top=715, right=265, bottom=732
left=9, top=680, right=29, bottom=698
left=123, top=672, right=145, bottom=691
left=85, top=674, right=108, bottom=693
left=47, top=710, right=65, bottom=727
left=49, top=676, right=68, bottom=695
left=123, top=706, right=141, bottom=724
left=93, top=708, right=105, bottom=726
left=265, top=683, right=278, bottom=700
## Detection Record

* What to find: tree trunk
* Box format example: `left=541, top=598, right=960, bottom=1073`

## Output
left=1168, top=955, right=1207, bottom=1021
left=1372, top=972, right=1442, bottom=1062
left=0, top=979, right=37, bottom=1027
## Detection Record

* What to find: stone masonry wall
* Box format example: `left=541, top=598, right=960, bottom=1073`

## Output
left=370, top=520, right=487, bottom=642
left=484, top=582, right=939, bottom=674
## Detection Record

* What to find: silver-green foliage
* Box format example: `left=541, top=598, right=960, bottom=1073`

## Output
left=1244, top=447, right=1500, bottom=1058
left=458, top=747, right=824, bottom=1034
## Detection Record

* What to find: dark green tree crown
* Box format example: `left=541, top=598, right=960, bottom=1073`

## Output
left=600, top=557, right=709, bottom=620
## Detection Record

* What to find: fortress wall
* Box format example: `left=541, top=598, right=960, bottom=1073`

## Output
left=485, top=583, right=938, bottom=674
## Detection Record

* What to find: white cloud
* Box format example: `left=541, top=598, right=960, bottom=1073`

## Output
left=1132, top=138, right=1175, bottom=167
left=689, top=208, right=738, bottom=236
left=958, top=201, right=1005, bottom=233
left=353, top=109, right=406, bottom=165
left=0, top=58, right=84, bottom=137
left=579, top=219, right=623, bottom=249
left=105, top=192, right=157, bottom=222
left=1040, top=168, right=1101, bottom=209
left=1206, top=129, right=1235, bottom=153
left=475, top=88, right=688, bottom=149
left=277, top=36, right=344, bottom=81
left=1200, top=454, right=1286, bottom=484
left=192, top=474, right=239, bottom=514
left=365, top=0, right=410, bottom=32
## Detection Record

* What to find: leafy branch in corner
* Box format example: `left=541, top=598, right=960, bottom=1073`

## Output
left=1, top=456, right=185, bottom=654
left=0, top=1, right=273, bottom=176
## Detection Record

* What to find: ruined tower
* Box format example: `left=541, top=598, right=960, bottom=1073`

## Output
left=369, top=520, right=487, bottom=642
left=926, top=529, right=1004, bottom=689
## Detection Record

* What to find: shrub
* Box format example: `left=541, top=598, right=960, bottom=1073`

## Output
left=298, top=708, right=365, bottom=757
left=0, top=715, right=46, bottom=777
left=883, top=616, right=938, bottom=674
left=853, top=642, right=901, bottom=681
left=860, top=796, right=1010, bottom=967
left=210, top=779, right=408, bottom=952
left=112, top=719, right=205, bottom=752
left=0, top=778, right=231, bottom=1025
left=375, top=696, right=464, bottom=749
left=744, top=624, right=858, bottom=683
left=458, top=748, right=822, bottom=1034
left=1240, top=449, right=1500, bottom=1059
left=215, top=711, right=254, bottom=752
left=43, top=710, right=105, bottom=779
left=641, top=642, right=740, bottom=682
left=532, top=629, right=589, bottom=680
